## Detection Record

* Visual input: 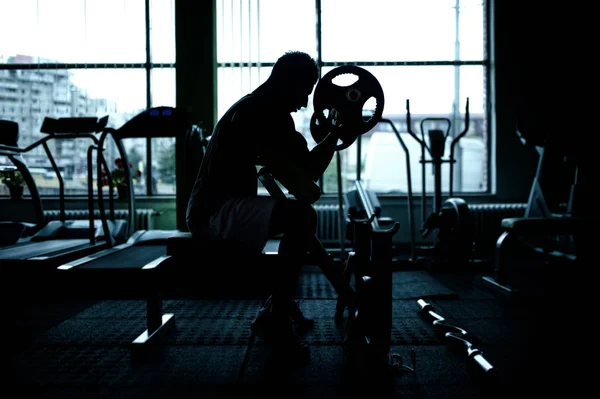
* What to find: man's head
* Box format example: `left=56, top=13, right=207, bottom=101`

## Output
left=269, top=51, right=319, bottom=113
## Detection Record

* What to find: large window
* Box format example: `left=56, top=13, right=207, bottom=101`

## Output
left=0, top=0, right=176, bottom=198
left=216, top=0, right=489, bottom=195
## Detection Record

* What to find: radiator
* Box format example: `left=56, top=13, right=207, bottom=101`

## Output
left=315, top=204, right=344, bottom=244
left=44, top=209, right=158, bottom=230
left=309, top=203, right=531, bottom=258
left=469, top=203, right=527, bottom=257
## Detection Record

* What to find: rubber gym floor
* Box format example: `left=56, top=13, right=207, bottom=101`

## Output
left=4, top=263, right=579, bottom=399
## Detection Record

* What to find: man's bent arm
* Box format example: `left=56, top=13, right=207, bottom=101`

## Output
left=307, top=131, right=339, bottom=181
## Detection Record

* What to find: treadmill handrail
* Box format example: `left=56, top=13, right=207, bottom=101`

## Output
left=96, top=127, right=132, bottom=247
left=95, top=107, right=198, bottom=246
left=3, top=153, right=45, bottom=230
left=1, top=131, right=104, bottom=232
left=0, top=132, right=100, bottom=154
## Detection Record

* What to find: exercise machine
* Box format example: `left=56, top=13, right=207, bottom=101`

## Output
left=0, top=120, right=45, bottom=245
left=56, top=106, right=199, bottom=275
left=0, top=115, right=127, bottom=275
left=480, top=113, right=592, bottom=298
left=341, top=179, right=399, bottom=370
left=379, top=99, right=474, bottom=269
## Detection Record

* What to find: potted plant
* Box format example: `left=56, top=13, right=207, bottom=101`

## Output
left=0, top=167, right=26, bottom=202
left=101, top=157, right=142, bottom=200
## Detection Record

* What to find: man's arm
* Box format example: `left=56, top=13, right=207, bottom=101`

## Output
left=254, top=115, right=324, bottom=204
left=255, top=112, right=340, bottom=201
left=262, top=127, right=339, bottom=186
left=306, top=130, right=339, bottom=181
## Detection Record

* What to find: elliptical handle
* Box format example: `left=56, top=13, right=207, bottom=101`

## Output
left=451, top=98, right=471, bottom=147
left=449, top=98, right=470, bottom=197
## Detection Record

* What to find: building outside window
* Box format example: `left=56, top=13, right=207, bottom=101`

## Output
left=0, top=0, right=176, bottom=198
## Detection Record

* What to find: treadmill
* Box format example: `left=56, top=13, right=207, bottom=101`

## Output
left=0, top=116, right=128, bottom=273
left=57, top=106, right=201, bottom=281
left=1, top=120, right=45, bottom=246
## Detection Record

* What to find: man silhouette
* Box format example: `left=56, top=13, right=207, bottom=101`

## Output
left=187, top=51, right=341, bottom=365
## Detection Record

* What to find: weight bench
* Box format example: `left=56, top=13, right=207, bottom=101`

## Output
left=481, top=216, right=590, bottom=297
left=162, top=231, right=283, bottom=299
left=57, top=238, right=176, bottom=363
left=480, top=125, right=594, bottom=298
left=130, top=256, right=176, bottom=362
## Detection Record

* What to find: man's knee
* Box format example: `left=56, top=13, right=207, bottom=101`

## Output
left=295, top=203, right=317, bottom=234
left=270, top=199, right=317, bottom=236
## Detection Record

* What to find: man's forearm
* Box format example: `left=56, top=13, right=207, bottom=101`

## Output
left=308, top=131, right=338, bottom=181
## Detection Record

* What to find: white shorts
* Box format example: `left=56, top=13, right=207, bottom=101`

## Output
left=201, top=196, right=278, bottom=253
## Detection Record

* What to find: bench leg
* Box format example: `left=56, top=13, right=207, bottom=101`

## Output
left=481, top=231, right=518, bottom=297
left=130, top=277, right=176, bottom=362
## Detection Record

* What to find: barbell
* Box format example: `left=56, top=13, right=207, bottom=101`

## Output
left=310, top=65, right=385, bottom=151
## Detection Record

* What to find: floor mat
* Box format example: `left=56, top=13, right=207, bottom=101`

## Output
left=297, top=270, right=457, bottom=300
left=392, top=270, right=458, bottom=299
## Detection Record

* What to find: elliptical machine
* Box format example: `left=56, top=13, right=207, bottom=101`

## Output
left=405, top=98, right=474, bottom=269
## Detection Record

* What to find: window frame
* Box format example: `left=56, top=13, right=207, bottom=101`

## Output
left=215, top=0, right=492, bottom=196
left=0, top=1, right=176, bottom=197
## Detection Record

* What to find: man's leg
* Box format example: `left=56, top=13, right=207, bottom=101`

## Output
left=266, top=198, right=317, bottom=364
left=269, top=198, right=317, bottom=306
left=267, top=198, right=356, bottom=317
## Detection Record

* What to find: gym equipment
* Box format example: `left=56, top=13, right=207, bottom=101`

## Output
left=1, top=120, right=45, bottom=245
left=407, top=98, right=473, bottom=267
left=57, top=107, right=200, bottom=361
left=36, top=116, right=127, bottom=242
left=340, top=179, right=399, bottom=368
left=344, top=181, right=396, bottom=245
left=481, top=111, right=592, bottom=297
left=310, top=65, right=387, bottom=260
left=310, top=65, right=385, bottom=151
left=417, top=299, right=496, bottom=380
left=57, top=106, right=199, bottom=264
left=0, top=116, right=127, bottom=273
left=305, top=66, right=399, bottom=364
left=381, top=99, right=473, bottom=268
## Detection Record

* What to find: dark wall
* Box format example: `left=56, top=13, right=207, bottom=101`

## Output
left=175, top=1, right=217, bottom=132
left=492, top=1, right=540, bottom=202
left=174, top=1, right=217, bottom=230
left=492, top=1, right=584, bottom=201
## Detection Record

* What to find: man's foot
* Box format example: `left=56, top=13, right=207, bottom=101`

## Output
left=290, top=299, right=315, bottom=332
left=251, top=298, right=314, bottom=341
left=250, top=302, right=273, bottom=341
left=269, top=323, right=310, bottom=367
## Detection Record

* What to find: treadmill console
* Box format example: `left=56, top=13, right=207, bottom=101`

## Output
left=40, top=115, right=109, bottom=135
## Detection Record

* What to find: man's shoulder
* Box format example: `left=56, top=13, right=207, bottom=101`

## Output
left=234, top=93, right=269, bottom=107
left=229, top=94, right=266, bottom=117
left=231, top=94, right=288, bottom=125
